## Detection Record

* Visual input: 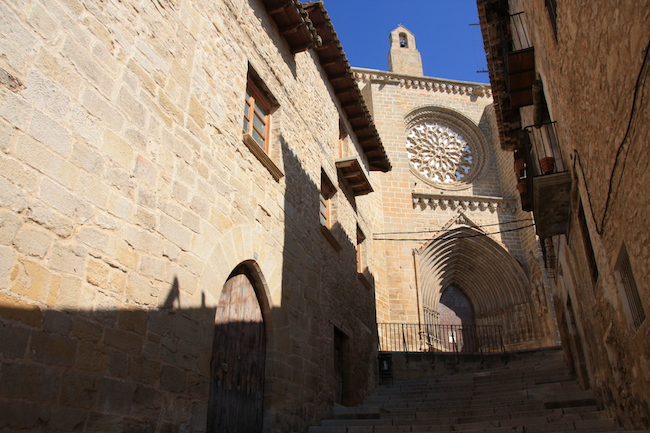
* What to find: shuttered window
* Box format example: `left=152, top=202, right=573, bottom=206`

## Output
left=615, top=244, right=646, bottom=332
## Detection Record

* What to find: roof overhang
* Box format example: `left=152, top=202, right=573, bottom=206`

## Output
left=303, top=1, right=391, bottom=172
left=336, top=157, right=373, bottom=196
left=477, top=0, right=525, bottom=151
left=262, top=0, right=320, bottom=54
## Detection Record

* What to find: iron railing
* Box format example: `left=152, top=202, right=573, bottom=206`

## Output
left=378, top=323, right=506, bottom=354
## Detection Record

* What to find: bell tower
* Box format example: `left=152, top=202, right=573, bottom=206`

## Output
left=388, top=26, right=423, bottom=76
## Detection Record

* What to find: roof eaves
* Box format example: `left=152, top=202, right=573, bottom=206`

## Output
left=303, top=1, right=391, bottom=172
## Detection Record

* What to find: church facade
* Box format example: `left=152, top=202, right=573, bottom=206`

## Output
left=356, top=26, right=557, bottom=351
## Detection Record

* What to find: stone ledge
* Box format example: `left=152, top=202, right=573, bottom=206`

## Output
left=412, top=193, right=518, bottom=213
left=243, top=133, right=284, bottom=181
left=353, top=67, right=492, bottom=98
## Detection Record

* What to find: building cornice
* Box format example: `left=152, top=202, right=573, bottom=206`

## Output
left=412, top=193, right=517, bottom=213
left=353, top=67, right=492, bottom=98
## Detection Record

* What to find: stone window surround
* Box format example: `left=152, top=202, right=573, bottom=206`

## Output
left=243, top=68, right=284, bottom=181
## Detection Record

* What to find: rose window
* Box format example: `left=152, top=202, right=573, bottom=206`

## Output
left=407, top=122, right=474, bottom=184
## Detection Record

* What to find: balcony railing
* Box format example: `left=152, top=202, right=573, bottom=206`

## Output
left=519, top=122, right=572, bottom=238
left=377, top=323, right=506, bottom=354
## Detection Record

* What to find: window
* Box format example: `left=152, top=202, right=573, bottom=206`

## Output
left=241, top=70, right=283, bottom=181
left=319, top=171, right=340, bottom=251
left=243, top=80, right=271, bottom=151
left=356, top=226, right=365, bottom=273
left=578, top=203, right=598, bottom=285
left=545, top=0, right=558, bottom=38
left=615, top=244, right=646, bottom=332
left=339, top=123, right=348, bottom=159
left=320, top=173, right=335, bottom=229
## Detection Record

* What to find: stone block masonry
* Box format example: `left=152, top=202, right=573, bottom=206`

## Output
left=0, top=0, right=389, bottom=432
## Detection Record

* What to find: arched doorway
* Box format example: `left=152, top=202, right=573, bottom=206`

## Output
left=418, top=226, right=543, bottom=349
left=438, top=284, right=475, bottom=326
left=206, top=267, right=265, bottom=433
left=438, top=285, right=477, bottom=352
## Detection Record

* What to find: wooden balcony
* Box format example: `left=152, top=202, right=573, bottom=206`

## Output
left=532, top=171, right=572, bottom=238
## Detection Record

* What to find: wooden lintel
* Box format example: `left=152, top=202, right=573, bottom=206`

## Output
left=349, top=182, right=367, bottom=189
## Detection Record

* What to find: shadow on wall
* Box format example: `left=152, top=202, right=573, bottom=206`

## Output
left=0, top=280, right=221, bottom=432
left=278, top=138, right=379, bottom=432
left=0, top=130, right=379, bottom=433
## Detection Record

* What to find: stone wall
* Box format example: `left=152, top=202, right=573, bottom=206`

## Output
left=0, top=0, right=386, bottom=431
left=484, top=0, right=650, bottom=427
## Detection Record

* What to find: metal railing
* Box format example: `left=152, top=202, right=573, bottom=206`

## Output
left=378, top=323, right=506, bottom=354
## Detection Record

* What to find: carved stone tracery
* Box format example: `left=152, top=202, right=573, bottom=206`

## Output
left=404, top=106, right=489, bottom=191
left=407, top=123, right=474, bottom=184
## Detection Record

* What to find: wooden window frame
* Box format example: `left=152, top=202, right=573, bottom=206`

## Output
left=241, top=71, right=284, bottom=181
left=319, top=171, right=340, bottom=251
left=320, top=182, right=333, bottom=229
left=356, top=227, right=366, bottom=274
left=243, top=80, right=271, bottom=153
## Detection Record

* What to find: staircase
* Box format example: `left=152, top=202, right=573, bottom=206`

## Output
left=309, top=348, right=648, bottom=433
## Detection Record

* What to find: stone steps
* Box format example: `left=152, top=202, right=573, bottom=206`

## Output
left=308, top=348, right=643, bottom=433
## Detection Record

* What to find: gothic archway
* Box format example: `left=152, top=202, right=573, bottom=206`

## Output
left=418, top=226, right=542, bottom=349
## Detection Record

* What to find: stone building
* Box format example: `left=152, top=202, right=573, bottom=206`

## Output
left=477, top=0, right=650, bottom=428
left=355, top=26, right=557, bottom=352
left=0, top=0, right=391, bottom=431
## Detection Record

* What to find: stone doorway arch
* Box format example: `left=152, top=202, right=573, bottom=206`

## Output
left=417, top=226, right=543, bottom=349
left=206, top=264, right=267, bottom=433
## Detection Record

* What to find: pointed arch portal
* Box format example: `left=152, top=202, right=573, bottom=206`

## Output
left=418, top=226, right=543, bottom=348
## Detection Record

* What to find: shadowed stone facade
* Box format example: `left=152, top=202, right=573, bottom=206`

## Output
left=478, top=0, right=650, bottom=428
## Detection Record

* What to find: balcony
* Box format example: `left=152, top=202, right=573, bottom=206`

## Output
left=522, top=122, right=572, bottom=238
left=501, top=12, right=536, bottom=108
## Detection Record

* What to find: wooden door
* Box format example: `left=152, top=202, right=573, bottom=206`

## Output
left=206, top=271, right=265, bottom=433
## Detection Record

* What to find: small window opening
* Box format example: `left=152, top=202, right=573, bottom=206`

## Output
left=320, top=171, right=335, bottom=229
left=356, top=226, right=366, bottom=273
left=615, top=243, right=646, bottom=332
left=243, top=79, right=272, bottom=152
left=339, top=123, right=348, bottom=159
left=399, top=32, right=408, bottom=48
left=578, top=203, right=598, bottom=285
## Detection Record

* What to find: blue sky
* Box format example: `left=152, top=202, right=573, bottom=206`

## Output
left=320, top=0, right=489, bottom=84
